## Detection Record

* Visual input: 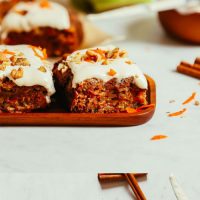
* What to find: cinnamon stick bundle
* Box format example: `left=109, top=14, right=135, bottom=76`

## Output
left=98, top=173, right=147, bottom=200
left=177, top=57, right=200, bottom=79
left=98, top=173, right=147, bottom=183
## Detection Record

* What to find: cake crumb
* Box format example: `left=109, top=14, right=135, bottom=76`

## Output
left=169, top=100, right=175, bottom=103
left=194, top=100, right=200, bottom=106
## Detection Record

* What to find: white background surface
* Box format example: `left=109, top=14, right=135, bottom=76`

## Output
left=0, top=14, right=200, bottom=199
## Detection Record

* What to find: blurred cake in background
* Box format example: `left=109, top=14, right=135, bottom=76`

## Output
left=1, top=0, right=83, bottom=56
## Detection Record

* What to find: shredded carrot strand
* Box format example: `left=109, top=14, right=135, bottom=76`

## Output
left=136, top=104, right=155, bottom=111
left=126, top=107, right=136, bottom=113
left=30, top=46, right=47, bottom=60
left=168, top=108, right=187, bottom=117
left=1, top=49, right=15, bottom=55
left=151, top=135, right=168, bottom=141
left=107, top=69, right=116, bottom=76
left=40, top=0, right=51, bottom=8
left=126, top=104, right=155, bottom=113
left=182, top=92, right=196, bottom=105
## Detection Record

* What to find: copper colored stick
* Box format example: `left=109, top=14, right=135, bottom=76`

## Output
left=98, top=173, right=147, bottom=183
left=180, top=61, right=200, bottom=70
left=195, top=57, right=200, bottom=65
left=125, top=173, right=147, bottom=200
left=177, top=64, right=200, bottom=79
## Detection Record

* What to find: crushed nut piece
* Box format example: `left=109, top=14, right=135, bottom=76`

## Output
left=102, top=60, right=109, bottom=65
left=125, top=60, right=133, bottom=65
left=169, top=100, right=175, bottom=103
left=57, top=63, right=68, bottom=73
left=0, top=56, right=11, bottom=68
left=194, top=100, right=200, bottom=106
left=38, top=66, right=47, bottom=72
left=0, top=65, right=6, bottom=71
left=84, top=50, right=101, bottom=62
left=10, top=55, right=30, bottom=66
left=15, top=9, right=28, bottom=15
left=119, top=50, right=128, bottom=58
left=135, top=75, right=139, bottom=78
left=72, top=48, right=129, bottom=64
left=108, top=48, right=120, bottom=59
left=10, top=68, right=23, bottom=79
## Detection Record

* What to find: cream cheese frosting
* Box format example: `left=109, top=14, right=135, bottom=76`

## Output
left=62, top=46, right=148, bottom=89
left=0, top=45, right=55, bottom=102
left=1, top=1, right=70, bottom=36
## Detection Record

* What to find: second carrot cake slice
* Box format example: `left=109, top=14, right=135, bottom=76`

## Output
left=53, top=46, right=148, bottom=113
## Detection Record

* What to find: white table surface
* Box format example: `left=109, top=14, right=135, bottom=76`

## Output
left=0, top=14, right=200, bottom=199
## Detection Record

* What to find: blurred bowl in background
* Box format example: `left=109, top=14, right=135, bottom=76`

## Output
left=158, top=9, right=200, bottom=44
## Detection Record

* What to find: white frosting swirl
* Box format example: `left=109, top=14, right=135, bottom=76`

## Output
left=66, top=46, right=148, bottom=89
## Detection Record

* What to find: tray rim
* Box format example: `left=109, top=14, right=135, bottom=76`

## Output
left=0, top=74, right=156, bottom=126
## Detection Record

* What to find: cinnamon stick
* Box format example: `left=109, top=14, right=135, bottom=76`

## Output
left=125, top=173, right=147, bottom=200
left=195, top=57, right=200, bottom=65
left=98, top=173, right=147, bottom=183
left=177, top=63, right=200, bottom=79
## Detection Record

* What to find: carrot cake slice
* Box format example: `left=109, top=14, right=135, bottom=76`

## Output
left=53, top=46, right=148, bottom=113
left=1, top=0, right=83, bottom=56
left=0, top=45, right=55, bottom=113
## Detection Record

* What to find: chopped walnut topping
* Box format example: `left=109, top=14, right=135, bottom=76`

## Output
left=10, top=55, right=30, bottom=66
left=71, top=48, right=129, bottom=64
left=70, top=53, right=82, bottom=63
left=119, top=50, right=128, bottom=58
left=0, top=65, right=6, bottom=71
left=194, top=100, right=200, bottom=106
left=58, top=62, right=68, bottom=73
left=102, top=60, right=109, bottom=65
left=0, top=53, right=11, bottom=69
left=84, top=50, right=102, bottom=62
left=38, top=66, right=47, bottom=73
left=108, top=48, right=120, bottom=59
left=10, top=68, right=23, bottom=80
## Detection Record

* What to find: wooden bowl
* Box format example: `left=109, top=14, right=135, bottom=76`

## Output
left=158, top=9, right=200, bottom=44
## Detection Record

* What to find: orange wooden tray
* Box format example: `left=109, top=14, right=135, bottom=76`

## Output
left=0, top=75, right=156, bottom=126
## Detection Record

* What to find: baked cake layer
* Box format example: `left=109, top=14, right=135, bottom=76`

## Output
left=0, top=78, right=48, bottom=113
left=1, top=1, right=83, bottom=56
